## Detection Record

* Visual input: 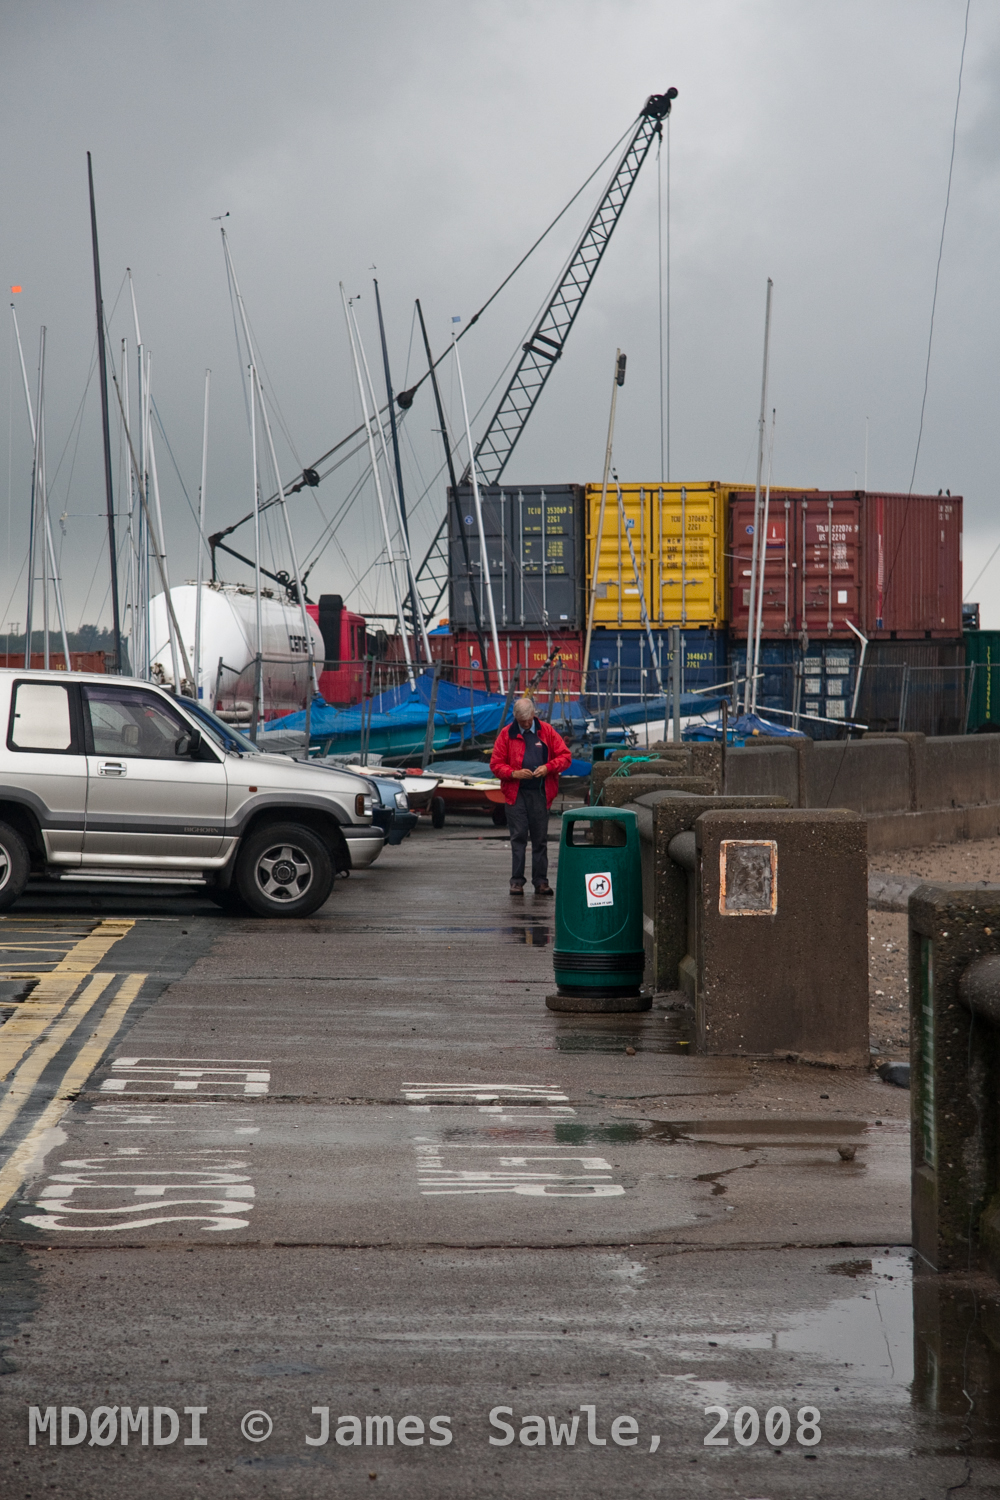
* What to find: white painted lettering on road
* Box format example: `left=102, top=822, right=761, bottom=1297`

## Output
left=19, top=1149, right=255, bottom=1233
left=403, top=1083, right=568, bottom=1105
left=100, top=1057, right=270, bottom=1096
left=403, top=1082, right=627, bottom=1201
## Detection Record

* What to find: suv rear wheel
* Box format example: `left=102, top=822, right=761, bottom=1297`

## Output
left=0, top=822, right=30, bottom=912
left=234, top=822, right=334, bottom=918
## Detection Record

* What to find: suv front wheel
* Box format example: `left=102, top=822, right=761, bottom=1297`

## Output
left=234, top=822, right=334, bottom=918
left=0, top=822, right=29, bottom=912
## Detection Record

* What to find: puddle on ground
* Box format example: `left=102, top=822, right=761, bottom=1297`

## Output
left=698, top=1254, right=914, bottom=1382
left=549, top=1011, right=693, bottom=1056
left=505, top=925, right=551, bottom=946
left=553, top=1117, right=870, bottom=1145
left=339, top=924, right=552, bottom=939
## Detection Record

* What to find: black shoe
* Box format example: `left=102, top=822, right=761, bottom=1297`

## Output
left=533, top=881, right=554, bottom=896
left=509, top=880, right=525, bottom=895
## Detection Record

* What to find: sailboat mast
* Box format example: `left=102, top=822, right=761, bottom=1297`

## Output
left=106, top=364, right=193, bottom=691
left=12, top=311, right=70, bottom=671
left=340, top=285, right=414, bottom=684
left=23, top=328, right=44, bottom=668
left=249, top=365, right=263, bottom=733
left=415, top=298, right=491, bottom=689
left=373, top=280, right=430, bottom=664
left=87, top=152, right=122, bottom=673
left=220, top=231, right=317, bottom=699
left=251, top=363, right=318, bottom=699
left=145, top=353, right=183, bottom=692
left=452, top=331, right=504, bottom=694
left=194, top=369, right=210, bottom=699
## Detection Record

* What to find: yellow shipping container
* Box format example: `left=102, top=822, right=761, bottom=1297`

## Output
left=585, top=480, right=727, bottom=629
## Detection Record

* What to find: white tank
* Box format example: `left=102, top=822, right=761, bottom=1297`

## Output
left=148, top=584, right=323, bottom=721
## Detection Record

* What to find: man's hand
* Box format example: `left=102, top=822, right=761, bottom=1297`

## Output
left=512, top=768, right=535, bottom=780
left=532, top=765, right=547, bottom=778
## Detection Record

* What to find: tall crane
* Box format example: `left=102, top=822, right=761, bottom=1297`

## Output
left=412, top=87, right=678, bottom=620
left=208, top=90, right=677, bottom=633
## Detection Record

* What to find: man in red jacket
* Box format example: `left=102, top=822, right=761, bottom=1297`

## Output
left=490, top=696, right=572, bottom=896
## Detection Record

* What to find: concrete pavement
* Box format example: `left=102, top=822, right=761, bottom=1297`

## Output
left=0, top=818, right=997, bottom=1497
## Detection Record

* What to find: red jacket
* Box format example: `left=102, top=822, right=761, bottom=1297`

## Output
left=490, top=718, right=572, bottom=807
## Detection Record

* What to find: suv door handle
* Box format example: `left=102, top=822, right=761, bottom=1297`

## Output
left=98, top=761, right=127, bottom=776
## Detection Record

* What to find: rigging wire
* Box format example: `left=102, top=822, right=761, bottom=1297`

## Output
left=6, top=309, right=12, bottom=622
left=224, top=248, right=254, bottom=440
left=151, top=398, right=204, bottom=537
left=227, top=117, right=640, bottom=534
left=884, top=0, right=970, bottom=607
left=908, top=0, right=970, bottom=497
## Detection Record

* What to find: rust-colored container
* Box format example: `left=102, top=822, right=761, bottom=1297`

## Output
left=0, top=651, right=108, bottom=673
left=450, top=629, right=584, bottom=700
left=728, top=490, right=962, bottom=641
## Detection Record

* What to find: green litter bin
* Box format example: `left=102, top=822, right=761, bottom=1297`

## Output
left=547, top=807, right=650, bottom=1013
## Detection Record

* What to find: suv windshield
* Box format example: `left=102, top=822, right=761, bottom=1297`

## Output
left=180, top=699, right=260, bottom=755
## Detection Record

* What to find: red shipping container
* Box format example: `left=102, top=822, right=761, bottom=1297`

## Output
left=729, top=491, right=962, bottom=641
left=451, top=630, right=584, bottom=699
left=0, top=652, right=107, bottom=673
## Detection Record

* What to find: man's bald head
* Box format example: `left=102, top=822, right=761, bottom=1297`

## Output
left=513, top=697, right=536, bottom=725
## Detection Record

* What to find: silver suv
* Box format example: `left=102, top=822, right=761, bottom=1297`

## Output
left=0, top=670, right=383, bottom=917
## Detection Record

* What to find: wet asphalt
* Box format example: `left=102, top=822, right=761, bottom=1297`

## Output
left=0, top=818, right=998, bottom=1498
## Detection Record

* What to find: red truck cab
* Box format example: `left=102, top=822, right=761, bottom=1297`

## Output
left=307, top=595, right=367, bottom=707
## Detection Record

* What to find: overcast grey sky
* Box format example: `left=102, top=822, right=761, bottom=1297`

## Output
left=1, top=0, right=997, bottom=633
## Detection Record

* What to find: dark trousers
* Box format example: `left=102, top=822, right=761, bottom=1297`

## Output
left=507, top=788, right=548, bottom=885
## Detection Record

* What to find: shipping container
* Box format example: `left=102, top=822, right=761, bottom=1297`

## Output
left=728, top=640, right=858, bottom=740
left=589, top=627, right=728, bottom=704
left=0, top=652, right=108, bottom=673
left=448, top=484, right=584, bottom=631
left=448, top=629, right=584, bottom=701
left=586, top=481, right=727, bottom=630
left=965, top=631, right=1000, bottom=730
left=853, top=640, right=967, bottom=735
left=728, top=490, right=962, bottom=640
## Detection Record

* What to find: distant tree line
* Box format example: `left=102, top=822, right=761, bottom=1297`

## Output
left=1, top=625, right=118, bottom=656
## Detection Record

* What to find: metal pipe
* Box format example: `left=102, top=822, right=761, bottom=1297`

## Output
left=845, top=618, right=868, bottom=721
left=583, top=350, right=625, bottom=694
left=420, top=661, right=441, bottom=770
left=743, top=277, right=773, bottom=711
left=827, top=495, right=834, bottom=636
left=87, top=152, right=122, bottom=673
left=671, top=624, right=682, bottom=745
left=657, top=485, right=664, bottom=623
left=194, top=369, right=210, bottom=699
left=680, top=484, right=687, bottom=626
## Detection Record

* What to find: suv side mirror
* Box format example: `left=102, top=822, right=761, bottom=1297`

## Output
left=174, top=728, right=203, bottom=758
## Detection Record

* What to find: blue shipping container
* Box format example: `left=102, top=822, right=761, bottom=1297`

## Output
left=589, top=628, right=728, bottom=704
left=728, top=640, right=857, bottom=740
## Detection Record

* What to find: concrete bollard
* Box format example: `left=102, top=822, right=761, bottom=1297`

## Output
left=627, top=791, right=790, bottom=994
left=908, top=883, right=1000, bottom=1274
left=693, top=808, right=869, bottom=1064
left=601, top=775, right=717, bottom=807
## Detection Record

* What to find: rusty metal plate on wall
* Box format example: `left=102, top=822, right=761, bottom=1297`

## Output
left=719, top=839, right=778, bottom=916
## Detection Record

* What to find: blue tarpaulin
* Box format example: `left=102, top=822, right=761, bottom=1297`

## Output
left=686, top=711, right=806, bottom=742
left=260, top=673, right=728, bottom=755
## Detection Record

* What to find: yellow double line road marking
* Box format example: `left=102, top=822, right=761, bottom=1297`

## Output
left=0, top=920, right=134, bottom=1083
left=0, top=919, right=147, bottom=1217
left=0, top=974, right=147, bottom=1215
